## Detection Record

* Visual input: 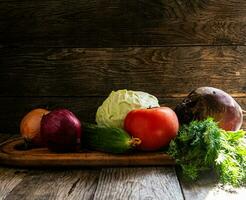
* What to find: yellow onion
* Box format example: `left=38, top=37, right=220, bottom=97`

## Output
left=20, top=108, right=50, bottom=146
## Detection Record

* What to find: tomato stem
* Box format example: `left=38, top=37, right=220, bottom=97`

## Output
left=130, top=137, right=141, bottom=147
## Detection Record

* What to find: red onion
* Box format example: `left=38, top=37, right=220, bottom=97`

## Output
left=40, top=109, right=82, bottom=152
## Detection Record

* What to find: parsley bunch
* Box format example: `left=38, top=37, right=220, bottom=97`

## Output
left=168, top=118, right=246, bottom=186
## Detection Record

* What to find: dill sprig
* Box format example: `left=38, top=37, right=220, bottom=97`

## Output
left=168, top=118, right=246, bottom=187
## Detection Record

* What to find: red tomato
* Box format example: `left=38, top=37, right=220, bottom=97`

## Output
left=124, top=107, right=179, bottom=151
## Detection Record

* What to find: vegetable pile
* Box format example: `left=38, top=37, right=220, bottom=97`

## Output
left=19, top=87, right=246, bottom=187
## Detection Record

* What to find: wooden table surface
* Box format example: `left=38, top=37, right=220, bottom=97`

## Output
left=0, top=134, right=245, bottom=200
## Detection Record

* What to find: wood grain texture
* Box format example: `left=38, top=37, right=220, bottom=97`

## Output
left=93, top=167, right=183, bottom=200
left=0, top=97, right=245, bottom=134
left=0, top=134, right=14, bottom=143
left=0, top=138, right=174, bottom=167
left=0, top=47, right=245, bottom=97
left=0, top=0, right=245, bottom=199
left=4, top=169, right=100, bottom=200
left=0, top=168, right=27, bottom=200
left=0, top=133, right=27, bottom=200
left=179, top=170, right=246, bottom=200
left=0, top=0, right=246, bottom=47
left=0, top=136, right=27, bottom=200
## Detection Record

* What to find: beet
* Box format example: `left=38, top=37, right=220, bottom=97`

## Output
left=175, top=87, right=243, bottom=131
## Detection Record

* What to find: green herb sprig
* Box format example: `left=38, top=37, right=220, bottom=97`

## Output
left=168, top=118, right=246, bottom=186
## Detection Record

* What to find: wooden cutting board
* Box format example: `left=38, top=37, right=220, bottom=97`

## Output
left=0, top=137, right=175, bottom=167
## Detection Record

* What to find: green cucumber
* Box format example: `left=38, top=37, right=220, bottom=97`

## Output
left=82, top=123, right=141, bottom=154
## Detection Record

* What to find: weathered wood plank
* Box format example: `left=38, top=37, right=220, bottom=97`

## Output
left=0, top=47, right=245, bottom=97
left=0, top=134, right=13, bottom=143
left=0, top=135, right=27, bottom=199
left=0, top=97, right=245, bottom=134
left=93, top=167, right=183, bottom=200
left=0, top=168, right=27, bottom=200
left=0, top=0, right=246, bottom=47
left=4, top=169, right=100, bottom=200
left=179, top=170, right=246, bottom=200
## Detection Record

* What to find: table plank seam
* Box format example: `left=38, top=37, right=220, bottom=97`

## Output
left=175, top=167, right=186, bottom=200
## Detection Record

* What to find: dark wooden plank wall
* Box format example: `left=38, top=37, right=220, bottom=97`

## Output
left=0, top=0, right=246, bottom=47
left=0, top=0, right=245, bottom=134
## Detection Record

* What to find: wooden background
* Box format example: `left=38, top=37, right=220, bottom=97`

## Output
left=0, top=0, right=245, bottom=134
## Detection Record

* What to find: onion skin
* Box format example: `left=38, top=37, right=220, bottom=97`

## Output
left=20, top=108, right=50, bottom=147
left=40, top=109, right=82, bottom=152
left=175, top=87, right=243, bottom=131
